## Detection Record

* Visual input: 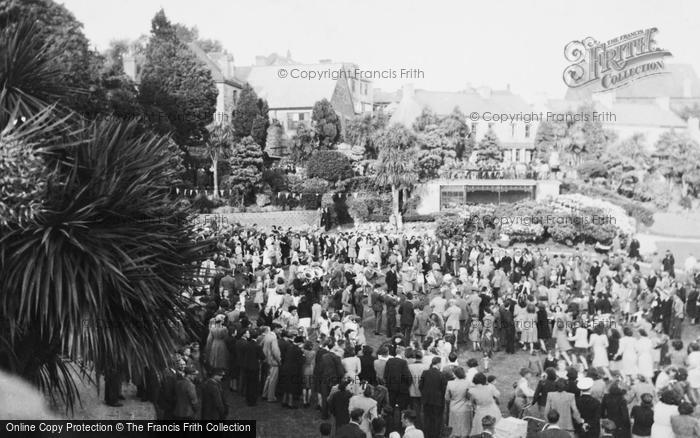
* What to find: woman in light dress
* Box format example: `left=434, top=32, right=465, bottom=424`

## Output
left=552, top=308, right=573, bottom=365
left=445, top=366, right=472, bottom=438
left=470, top=372, right=501, bottom=436
left=520, top=304, right=539, bottom=354
left=614, top=327, right=638, bottom=377
left=342, top=346, right=362, bottom=395
left=650, top=390, right=680, bottom=438
left=636, top=328, right=655, bottom=380
left=589, top=324, right=609, bottom=368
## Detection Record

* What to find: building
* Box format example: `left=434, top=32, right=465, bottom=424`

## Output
left=123, top=44, right=245, bottom=122
left=413, top=179, right=561, bottom=213
left=390, top=84, right=538, bottom=164
left=234, top=58, right=361, bottom=138
left=565, top=63, right=700, bottom=115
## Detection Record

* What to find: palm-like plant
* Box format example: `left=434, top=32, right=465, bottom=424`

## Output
left=373, top=125, right=419, bottom=230
left=0, top=19, right=213, bottom=411
left=206, top=121, right=235, bottom=197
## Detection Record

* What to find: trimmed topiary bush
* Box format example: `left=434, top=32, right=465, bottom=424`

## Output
left=306, top=150, right=354, bottom=182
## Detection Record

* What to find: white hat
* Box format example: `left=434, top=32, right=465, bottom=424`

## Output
left=577, top=377, right=594, bottom=391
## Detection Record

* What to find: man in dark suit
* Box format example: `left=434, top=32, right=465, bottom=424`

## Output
left=336, top=407, right=366, bottom=438
left=319, top=341, right=345, bottom=419
left=574, top=378, right=600, bottom=438
left=500, top=300, right=516, bottom=353
left=155, top=360, right=178, bottom=419
left=385, top=265, right=399, bottom=294
left=384, top=292, right=399, bottom=338
left=398, top=294, right=415, bottom=339
left=383, top=346, right=411, bottom=410
left=419, top=357, right=447, bottom=438
left=239, top=329, right=265, bottom=406
left=537, top=409, right=571, bottom=438
left=200, top=368, right=227, bottom=420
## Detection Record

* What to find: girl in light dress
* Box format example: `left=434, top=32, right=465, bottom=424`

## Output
left=588, top=324, right=609, bottom=368
left=636, top=328, right=655, bottom=380
left=251, top=250, right=261, bottom=272
left=252, top=279, right=265, bottom=309
left=469, top=319, right=482, bottom=352
left=614, top=326, right=638, bottom=378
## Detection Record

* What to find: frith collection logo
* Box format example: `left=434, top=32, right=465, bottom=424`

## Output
left=563, top=28, right=672, bottom=91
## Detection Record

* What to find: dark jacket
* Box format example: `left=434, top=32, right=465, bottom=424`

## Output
left=575, top=394, right=601, bottom=438
left=329, top=389, right=352, bottom=425
left=385, top=270, right=398, bottom=293
left=336, top=422, right=366, bottom=438
left=319, top=351, right=345, bottom=388
left=173, top=376, right=199, bottom=419
left=156, top=368, right=178, bottom=418
left=279, top=343, right=305, bottom=395
left=239, top=339, right=264, bottom=371
left=419, top=367, right=447, bottom=408
left=200, top=377, right=227, bottom=420
left=399, top=300, right=415, bottom=327
left=383, top=357, right=411, bottom=395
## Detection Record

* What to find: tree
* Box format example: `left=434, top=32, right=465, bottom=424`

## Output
left=232, top=84, right=269, bottom=145
left=206, top=122, right=235, bottom=197
left=288, top=124, right=318, bottom=164
left=306, top=150, right=354, bottom=182
left=312, top=98, right=341, bottom=147
left=225, top=136, right=264, bottom=205
left=440, top=108, right=470, bottom=159
left=138, top=9, right=217, bottom=146
left=373, top=124, right=419, bottom=229
left=652, top=130, right=700, bottom=195
left=344, top=111, right=388, bottom=159
left=474, top=129, right=503, bottom=168
left=0, top=0, right=106, bottom=118
left=567, top=103, right=617, bottom=165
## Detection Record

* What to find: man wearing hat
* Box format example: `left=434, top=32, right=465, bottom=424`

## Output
left=575, top=377, right=600, bottom=438
left=479, top=415, right=497, bottom=437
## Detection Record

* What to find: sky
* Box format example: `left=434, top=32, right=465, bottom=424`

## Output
left=60, top=0, right=700, bottom=101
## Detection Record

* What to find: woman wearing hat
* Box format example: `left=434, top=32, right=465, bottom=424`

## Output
left=206, top=315, right=230, bottom=372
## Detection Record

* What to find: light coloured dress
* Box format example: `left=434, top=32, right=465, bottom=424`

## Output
left=445, top=378, right=472, bottom=437
left=348, top=394, right=378, bottom=438
left=650, top=401, right=678, bottom=438
left=470, top=384, right=501, bottom=436
left=617, top=335, right=638, bottom=376
left=636, top=336, right=655, bottom=379
left=589, top=333, right=609, bottom=367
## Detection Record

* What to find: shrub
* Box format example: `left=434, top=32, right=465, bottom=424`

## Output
left=561, top=181, right=655, bottom=227
left=435, top=214, right=465, bottom=240
left=306, top=150, right=354, bottom=182
left=347, top=191, right=391, bottom=222
left=621, top=202, right=654, bottom=227
left=548, top=218, right=578, bottom=246
left=335, top=176, right=375, bottom=192
left=403, top=214, right=437, bottom=222
left=261, top=168, right=289, bottom=192
left=191, top=195, right=222, bottom=213
left=680, top=195, right=693, bottom=210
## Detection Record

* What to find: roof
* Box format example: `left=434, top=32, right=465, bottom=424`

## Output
left=390, top=88, right=533, bottom=126
left=374, top=89, right=402, bottom=104
left=565, top=64, right=700, bottom=100
left=238, top=63, right=344, bottom=109
left=186, top=42, right=244, bottom=88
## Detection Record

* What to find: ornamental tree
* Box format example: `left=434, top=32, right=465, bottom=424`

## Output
left=312, top=98, right=342, bottom=147
left=224, top=136, right=264, bottom=205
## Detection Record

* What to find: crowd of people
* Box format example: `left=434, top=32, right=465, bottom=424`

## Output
left=121, top=220, right=700, bottom=438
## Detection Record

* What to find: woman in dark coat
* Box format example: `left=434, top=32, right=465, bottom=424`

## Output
left=536, top=303, right=551, bottom=353
left=358, top=345, right=377, bottom=386
left=279, top=336, right=305, bottom=408
left=601, top=382, right=631, bottom=438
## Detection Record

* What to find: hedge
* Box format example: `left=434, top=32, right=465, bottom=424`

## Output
left=306, top=150, right=354, bottom=182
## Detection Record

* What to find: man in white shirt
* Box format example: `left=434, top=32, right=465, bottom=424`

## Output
left=430, top=293, right=447, bottom=315
left=401, top=409, right=424, bottom=438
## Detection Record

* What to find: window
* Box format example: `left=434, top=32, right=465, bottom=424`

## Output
left=525, top=124, right=531, bottom=138
left=515, top=149, right=521, bottom=162
left=440, top=186, right=465, bottom=209
left=298, top=112, right=305, bottom=121
left=286, top=113, right=295, bottom=130
left=488, top=122, right=493, bottom=129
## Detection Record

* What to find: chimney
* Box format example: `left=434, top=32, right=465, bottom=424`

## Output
left=655, top=96, right=670, bottom=111
left=684, top=78, right=693, bottom=98
left=476, top=86, right=491, bottom=99
left=255, top=56, right=268, bottom=66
